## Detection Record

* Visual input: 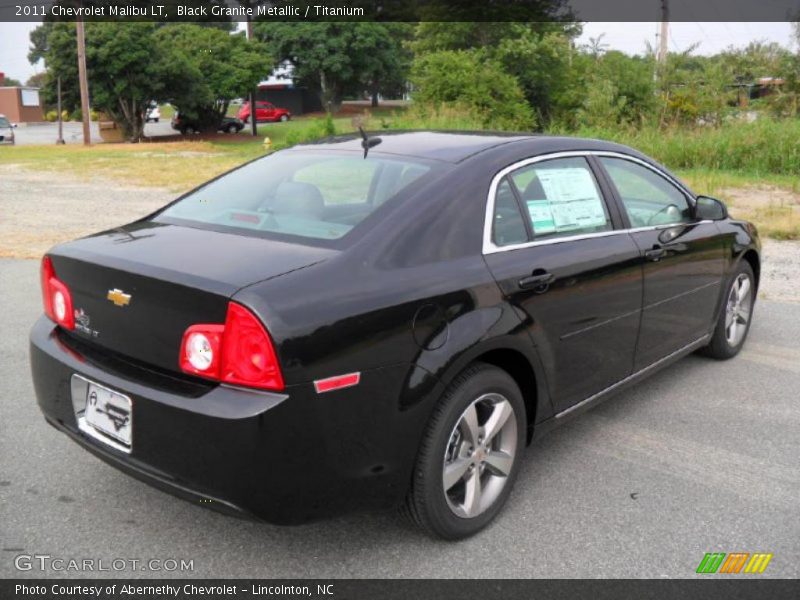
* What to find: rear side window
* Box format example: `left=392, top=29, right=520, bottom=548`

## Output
left=508, top=157, right=612, bottom=240
left=157, top=152, right=432, bottom=241
left=492, top=177, right=528, bottom=247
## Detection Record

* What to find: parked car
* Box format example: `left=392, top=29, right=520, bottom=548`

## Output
left=145, top=105, right=161, bottom=123
left=237, top=101, right=291, bottom=123
left=171, top=112, right=244, bottom=134
left=0, top=114, right=16, bottom=145
left=30, top=132, right=760, bottom=539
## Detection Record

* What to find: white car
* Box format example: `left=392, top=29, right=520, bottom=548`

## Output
left=0, top=114, right=16, bottom=145
left=145, top=106, right=161, bottom=123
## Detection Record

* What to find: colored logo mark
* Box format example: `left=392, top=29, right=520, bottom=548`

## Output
left=696, top=552, right=773, bottom=574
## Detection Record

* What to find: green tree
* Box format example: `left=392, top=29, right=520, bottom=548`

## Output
left=411, top=22, right=582, bottom=126
left=410, top=50, right=535, bottom=130
left=254, top=22, right=410, bottom=111
left=41, top=22, right=198, bottom=141
left=154, top=25, right=271, bottom=125
left=1, top=76, right=22, bottom=87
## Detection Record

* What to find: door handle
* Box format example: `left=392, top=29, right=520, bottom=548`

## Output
left=518, top=270, right=554, bottom=289
left=644, top=246, right=666, bottom=261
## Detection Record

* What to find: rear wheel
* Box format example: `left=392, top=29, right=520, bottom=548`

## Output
left=701, top=261, right=755, bottom=359
left=280, top=114, right=289, bottom=122
left=183, top=125, right=196, bottom=135
left=405, top=363, right=525, bottom=540
left=225, top=124, right=238, bottom=134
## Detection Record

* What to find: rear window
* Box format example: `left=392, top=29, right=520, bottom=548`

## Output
left=156, top=151, right=432, bottom=241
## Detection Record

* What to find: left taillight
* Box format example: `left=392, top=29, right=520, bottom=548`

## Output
left=40, top=255, right=75, bottom=330
left=179, top=302, right=284, bottom=391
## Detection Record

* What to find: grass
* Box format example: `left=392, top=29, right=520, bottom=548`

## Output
left=1, top=142, right=266, bottom=191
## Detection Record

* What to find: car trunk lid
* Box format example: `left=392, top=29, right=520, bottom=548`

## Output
left=48, top=221, right=334, bottom=373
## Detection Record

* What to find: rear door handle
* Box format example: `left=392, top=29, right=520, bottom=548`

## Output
left=518, top=271, right=554, bottom=289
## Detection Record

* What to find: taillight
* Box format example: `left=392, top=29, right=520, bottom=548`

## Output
left=40, top=256, right=75, bottom=330
left=179, top=324, right=224, bottom=379
left=179, top=302, right=284, bottom=391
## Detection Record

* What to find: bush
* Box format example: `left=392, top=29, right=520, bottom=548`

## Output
left=410, top=50, right=535, bottom=130
left=45, top=110, right=58, bottom=122
left=572, top=117, right=800, bottom=175
left=380, top=103, right=488, bottom=131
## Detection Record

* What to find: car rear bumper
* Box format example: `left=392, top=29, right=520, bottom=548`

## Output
left=30, top=316, right=439, bottom=524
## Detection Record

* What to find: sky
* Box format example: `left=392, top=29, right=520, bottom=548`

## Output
left=0, top=21, right=796, bottom=84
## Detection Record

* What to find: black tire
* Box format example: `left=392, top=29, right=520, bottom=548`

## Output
left=700, top=261, right=755, bottom=359
left=154, top=118, right=159, bottom=123
left=184, top=126, right=196, bottom=135
left=280, top=114, right=289, bottom=122
left=226, top=124, right=238, bottom=134
left=404, top=363, right=526, bottom=540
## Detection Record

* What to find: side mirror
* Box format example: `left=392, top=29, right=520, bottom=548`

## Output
left=11, top=123, right=17, bottom=128
left=695, top=196, right=728, bottom=221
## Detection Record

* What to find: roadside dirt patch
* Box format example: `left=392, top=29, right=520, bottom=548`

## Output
left=722, top=185, right=800, bottom=241
left=0, top=165, right=172, bottom=259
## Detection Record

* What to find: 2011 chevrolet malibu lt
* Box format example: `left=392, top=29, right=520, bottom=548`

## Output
left=30, top=132, right=760, bottom=539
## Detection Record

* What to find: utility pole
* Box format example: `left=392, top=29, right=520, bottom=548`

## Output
left=246, top=16, right=258, bottom=137
left=76, top=10, right=91, bottom=145
left=657, top=0, right=669, bottom=66
left=56, top=76, right=65, bottom=145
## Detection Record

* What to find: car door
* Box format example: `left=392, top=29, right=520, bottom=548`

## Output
left=483, top=155, right=643, bottom=413
left=596, top=155, right=726, bottom=370
left=261, top=102, right=276, bottom=121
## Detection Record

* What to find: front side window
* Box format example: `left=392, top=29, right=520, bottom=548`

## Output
left=0, top=117, right=10, bottom=128
left=599, top=157, right=692, bottom=227
left=157, top=152, right=431, bottom=241
left=509, top=157, right=612, bottom=240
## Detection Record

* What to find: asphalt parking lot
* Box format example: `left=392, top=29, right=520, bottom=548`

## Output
left=0, top=258, right=798, bottom=578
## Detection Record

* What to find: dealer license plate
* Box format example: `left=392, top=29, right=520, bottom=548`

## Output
left=84, top=381, right=133, bottom=448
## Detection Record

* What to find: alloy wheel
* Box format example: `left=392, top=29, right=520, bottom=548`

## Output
left=442, top=393, right=518, bottom=519
left=725, top=273, right=752, bottom=347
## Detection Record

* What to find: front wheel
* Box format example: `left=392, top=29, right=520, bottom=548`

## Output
left=404, top=363, right=525, bottom=540
left=701, top=261, right=755, bottom=359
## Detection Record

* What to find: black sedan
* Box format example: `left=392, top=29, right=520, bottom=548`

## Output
left=30, top=132, right=760, bottom=539
left=171, top=113, right=244, bottom=135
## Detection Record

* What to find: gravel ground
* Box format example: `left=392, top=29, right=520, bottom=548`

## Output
left=0, top=166, right=798, bottom=302
left=0, top=165, right=172, bottom=258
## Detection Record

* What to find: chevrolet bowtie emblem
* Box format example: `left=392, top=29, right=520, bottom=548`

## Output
left=106, top=288, right=131, bottom=307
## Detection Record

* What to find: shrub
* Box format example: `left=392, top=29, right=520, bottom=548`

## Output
left=410, top=50, right=535, bottom=130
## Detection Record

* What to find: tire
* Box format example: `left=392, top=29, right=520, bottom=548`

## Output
left=226, top=124, right=238, bottom=134
left=280, top=114, right=289, bottom=122
left=405, top=363, right=526, bottom=540
left=184, top=126, right=196, bottom=135
left=701, top=261, right=755, bottom=359
left=154, top=118, right=159, bottom=123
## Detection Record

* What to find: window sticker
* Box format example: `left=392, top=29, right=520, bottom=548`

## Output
left=526, top=168, right=607, bottom=234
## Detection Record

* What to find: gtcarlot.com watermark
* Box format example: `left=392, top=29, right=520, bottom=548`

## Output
left=14, top=553, right=194, bottom=573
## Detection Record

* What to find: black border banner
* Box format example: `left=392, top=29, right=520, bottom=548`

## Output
left=1, top=0, right=800, bottom=22
left=3, top=579, right=800, bottom=600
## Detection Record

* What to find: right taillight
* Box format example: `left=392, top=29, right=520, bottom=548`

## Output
left=179, top=302, right=284, bottom=391
left=40, top=256, right=75, bottom=330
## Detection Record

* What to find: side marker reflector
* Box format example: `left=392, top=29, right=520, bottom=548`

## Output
left=314, top=372, right=361, bottom=394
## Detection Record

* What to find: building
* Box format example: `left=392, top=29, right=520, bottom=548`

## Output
left=0, top=72, right=45, bottom=122
left=256, top=62, right=322, bottom=115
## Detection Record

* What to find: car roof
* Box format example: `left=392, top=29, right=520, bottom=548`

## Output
left=291, top=131, right=642, bottom=164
